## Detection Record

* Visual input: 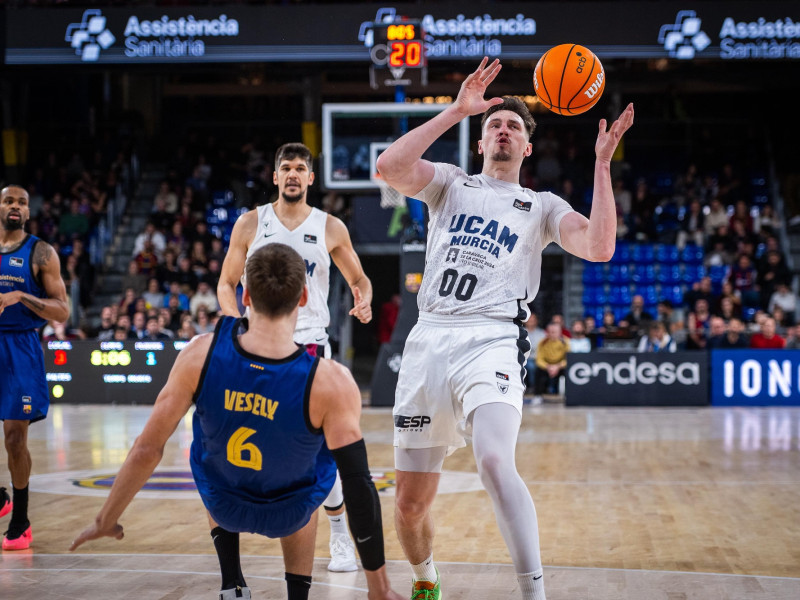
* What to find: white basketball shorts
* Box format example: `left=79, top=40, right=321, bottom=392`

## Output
left=393, top=311, right=531, bottom=455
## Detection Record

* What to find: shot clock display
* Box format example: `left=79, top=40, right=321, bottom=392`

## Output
left=371, top=20, right=425, bottom=69
left=44, top=340, right=187, bottom=404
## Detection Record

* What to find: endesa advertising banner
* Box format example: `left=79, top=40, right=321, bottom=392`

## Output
left=711, top=350, right=800, bottom=407
left=565, top=351, right=709, bottom=407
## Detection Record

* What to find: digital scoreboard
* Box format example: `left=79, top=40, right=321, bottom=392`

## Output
left=44, top=340, right=187, bottom=404
left=371, top=21, right=425, bottom=69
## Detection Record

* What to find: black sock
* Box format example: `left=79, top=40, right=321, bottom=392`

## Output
left=211, top=526, right=247, bottom=590
left=285, top=572, right=312, bottom=600
left=9, top=486, right=29, bottom=534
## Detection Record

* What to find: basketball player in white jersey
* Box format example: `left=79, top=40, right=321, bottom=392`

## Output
left=216, top=143, right=372, bottom=597
left=377, top=58, right=634, bottom=600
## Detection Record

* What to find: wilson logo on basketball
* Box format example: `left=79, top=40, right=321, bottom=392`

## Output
left=584, top=71, right=605, bottom=99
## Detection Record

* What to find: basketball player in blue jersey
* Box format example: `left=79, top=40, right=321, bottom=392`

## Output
left=71, top=243, right=403, bottom=600
left=0, top=184, right=69, bottom=550
left=217, top=143, right=372, bottom=583
left=377, top=58, right=634, bottom=600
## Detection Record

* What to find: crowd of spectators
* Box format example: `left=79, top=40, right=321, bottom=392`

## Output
left=20, top=145, right=131, bottom=339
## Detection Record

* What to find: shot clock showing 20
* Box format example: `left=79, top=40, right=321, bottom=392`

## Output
left=44, top=340, right=185, bottom=404
left=370, top=20, right=426, bottom=69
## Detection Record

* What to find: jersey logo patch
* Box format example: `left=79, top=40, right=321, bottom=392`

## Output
left=513, top=199, right=532, bottom=212
left=497, top=383, right=509, bottom=394
left=445, top=248, right=460, bottom=263
left=9, top=257, right=24, bottom=267
left=496, top=371, right=509, bottom=381
left=463, top=179, right=481, bottom=188
left=304, top=234, right=317, bottom=244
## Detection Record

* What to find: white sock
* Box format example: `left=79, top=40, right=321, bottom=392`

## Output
left=411, top=554, right=438, bottom=583
left=327, top=513, right=348, bottom=536
left=518, top=570, right=545, bottom=600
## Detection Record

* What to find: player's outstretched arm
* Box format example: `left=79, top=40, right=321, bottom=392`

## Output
left=377, top=57, right=504, bottom=198
left=69, top=334, right=212, bottom=551
left=217, top=211, right=257, bottom=317
left=327, top=216, right=373, bottom=324
left=311, top=360, right=403, bottom=600
left=559, top=103, right=635, bottom=263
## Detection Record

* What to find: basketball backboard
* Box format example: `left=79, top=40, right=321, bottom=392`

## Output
left=321, top=102, right=470, bottom=191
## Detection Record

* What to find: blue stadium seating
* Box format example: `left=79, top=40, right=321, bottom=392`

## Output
left=608, top=285, right=632, bottom=306
left=681, top=244, right=704, bottom=264
left=660, top=285, right=684, bottom=306
left=582, top=263, right=606, bottom=286
left=656, top=264, right=682, bottom=285
left=607, top=264, right=631, bottom=284
left=654, top=244, right=679, bottom=264
left=632, top=265, right=656, bottom=284
left=682, top=264, right=706, bottom=284
left=582, top=286, right=607, bottom=307
left=636, top=284, right=659, bottom=306
left=610, top=243, right=631, bottom=264
left=631, top=243, right=655, bottom=264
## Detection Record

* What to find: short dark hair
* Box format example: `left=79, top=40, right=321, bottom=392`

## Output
left=246, top=243, right=306, bottom=317
left=274, top=143, right=313, bottom=172
left=480, top=97, right=536, bottom=139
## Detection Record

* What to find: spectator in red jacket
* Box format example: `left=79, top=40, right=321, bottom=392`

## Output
left=749, top=317, right=786, bottom=349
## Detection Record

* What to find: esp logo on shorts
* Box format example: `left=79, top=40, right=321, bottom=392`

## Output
left=394, top=415, right=431, bottom=430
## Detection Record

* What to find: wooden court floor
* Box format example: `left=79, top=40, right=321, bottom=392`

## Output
left=1, top=403, right=799, bottom=599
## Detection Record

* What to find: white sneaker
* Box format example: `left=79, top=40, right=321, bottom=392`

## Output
left=532, top=395, right=543, bottom=405
left=327, top=532, right=358, bottom=572
left=219, top=587, right=250, bottom=600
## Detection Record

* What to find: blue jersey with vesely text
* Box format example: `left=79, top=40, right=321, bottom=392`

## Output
left=0, top=234, right=47, bottom=332
left=190, top=316, right=336, bottom=514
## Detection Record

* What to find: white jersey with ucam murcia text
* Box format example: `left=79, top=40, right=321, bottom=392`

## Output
left=414, top=163, right=574, bottom=321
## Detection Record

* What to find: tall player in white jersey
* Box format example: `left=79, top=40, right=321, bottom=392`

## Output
left=216, top=143, right=373, bottom=598
left=377, top=58, right=634, bottom=600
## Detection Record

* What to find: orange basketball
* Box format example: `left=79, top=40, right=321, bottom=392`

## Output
left=533, top=44, right=605, bottom=116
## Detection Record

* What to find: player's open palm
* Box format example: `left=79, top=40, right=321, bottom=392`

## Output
left=595, top=103, right=635, bottom=163
left=454, top=57, right=505, bottom=117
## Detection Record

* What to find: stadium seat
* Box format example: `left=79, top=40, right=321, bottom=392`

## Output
left=607, top=264, right=631, bottom=284
left=613, top=306, right=629, bottom=322
left=632, top=265, right=656, bottom=284
left=682, top=265, right=706, bottom=285
left=709, top=264, right=728, bottom=285
left=636, top=284, right=659, bottom=306
left=608, top=285, right=632, bottom=306
left=660, top=285, right=684, bottom=306
left=582, top=286, right=608, bottom=307
left=610, top=243, right=631, bottom=264
left=631, top=243, right=655, bottom=264
left=582, top=263, right=606, bottom=286
left=656, top=264, right=682, bottom=285
left=681, top=244, right=704, bottom=264
left=655, top=244, right=679, bottom=264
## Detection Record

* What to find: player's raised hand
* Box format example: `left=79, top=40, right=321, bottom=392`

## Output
left=596, top=103, right=634, bottom=163
left=349, top=287, right=372, bottom=324
left=69, top=519, right=124, bottom=551
left=453, top=57, right=505, bottom=117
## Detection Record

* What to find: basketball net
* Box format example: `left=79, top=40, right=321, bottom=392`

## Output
left=374, top=173, right=405, bottom=209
